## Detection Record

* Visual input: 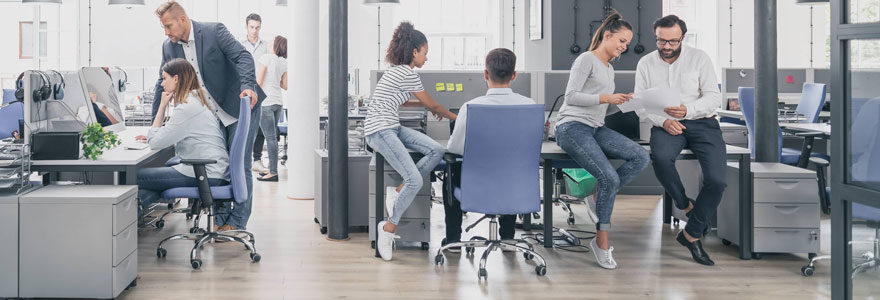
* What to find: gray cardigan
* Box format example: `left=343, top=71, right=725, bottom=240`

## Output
left=556, top=52, right=618, bottom=128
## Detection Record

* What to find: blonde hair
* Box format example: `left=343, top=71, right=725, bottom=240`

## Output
left=588, top=11, right=633, bottom=52
left=155, top=0, right=186, bottom=18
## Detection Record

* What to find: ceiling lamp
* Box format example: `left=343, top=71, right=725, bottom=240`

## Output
left=276, top=0, right=287, bottom=6
left=109, top=0, right=145, bottom=6
left=364, top=0, right=400, bottom=5
left=22, top=0, right=62, bottom=4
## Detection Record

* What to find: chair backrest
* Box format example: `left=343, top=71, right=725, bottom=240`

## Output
left=795, top=83, right=827, bottom=123
left=459, top=104, right=544, bottom=215
left=852, top=97, right=880, bottom=182
left=229, top=97, right=251, bottom=203
left=0, top=89, right=24, bottom=140
left=738, top=87, right=782, bottom=159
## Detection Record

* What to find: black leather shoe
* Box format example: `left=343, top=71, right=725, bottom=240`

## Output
left=676, top=231, right=715, bottom=266
left=257, top=175, right=279, bottom=182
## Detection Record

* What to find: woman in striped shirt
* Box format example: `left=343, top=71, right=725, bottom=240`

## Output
left=366, top=21, right=457, bottom=261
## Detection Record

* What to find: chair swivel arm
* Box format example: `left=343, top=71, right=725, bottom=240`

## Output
left=443, top=153, right=462, bottom=164
left=809, top=156, right=829, bottom=168
left=183, top=159, right=218, bottom=210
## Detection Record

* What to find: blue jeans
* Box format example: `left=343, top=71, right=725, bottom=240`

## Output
left=259, top=105, right=283, bottom=175
left=650, top=118, right=727, bottom=238
left=366, top=126, right=444, bottom=225
left=136, top=167, right=228, bottom=216
left=214, top=106, right=261, bottom=230
left=555, top=122, right=651, bottom=231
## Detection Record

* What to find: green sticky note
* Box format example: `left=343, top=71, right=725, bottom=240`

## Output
left=446, top=83, right=455, bottom=91
left=435, top=83, right=445, bottom=92
left=455, top=84, right=463, bottom=92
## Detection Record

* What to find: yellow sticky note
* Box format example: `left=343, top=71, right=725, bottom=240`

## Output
left=455, top=84, right=463, bottom=92
left=446, top=83, right=455, bottom=91
left=435, top=83, right=445, bottom=92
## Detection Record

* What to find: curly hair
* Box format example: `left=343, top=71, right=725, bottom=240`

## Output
left=385, top=21, right=428, bottom=66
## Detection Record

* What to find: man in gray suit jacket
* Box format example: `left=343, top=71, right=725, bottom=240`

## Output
left=154, top=1, right=266, bottom=232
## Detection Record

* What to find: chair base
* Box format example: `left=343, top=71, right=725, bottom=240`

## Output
left=156, top=205, right=260, bottom=269
left=434, top=217, right=547, bottom=278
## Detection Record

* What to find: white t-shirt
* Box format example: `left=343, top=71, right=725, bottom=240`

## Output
left=364, top=65, right=425, bottom=135
left=258, top=54, right=288, bottom=107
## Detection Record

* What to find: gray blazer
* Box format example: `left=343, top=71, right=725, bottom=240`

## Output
left=153, top=20, right=266, bottom=121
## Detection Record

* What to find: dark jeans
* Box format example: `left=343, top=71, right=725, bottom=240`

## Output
left=650, top=118, right=727, bottom=238
left=214, top=106, right=261, bottom=230
left=443, top=161, right=516, bottom=242
left=136, top=167, right=227, bottom=216
left=253, top=128, right=265, bottom=161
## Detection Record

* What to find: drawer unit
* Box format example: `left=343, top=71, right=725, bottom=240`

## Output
left=113, top=222, right=138, bottom=267
left=753, top=178, right=818, bottom=204
left=313, top=150, right=372, bottom=231
left=369, top=217, right=430, bottom=244
left=368, top=167, right=432, bottom=197
left=753, top=203, right=820, bottom=228
left=753, top=228, right=820, bottom=253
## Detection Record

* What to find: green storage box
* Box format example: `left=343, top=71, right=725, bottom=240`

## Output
left=562, top=169, right=597, bottom=198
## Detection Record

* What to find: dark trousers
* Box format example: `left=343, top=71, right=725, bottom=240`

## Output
left=443, top=161, right=516, bottom=242
left=253, top=128, right=265, bottom=161
left=650, top=118, right=727, bottom=238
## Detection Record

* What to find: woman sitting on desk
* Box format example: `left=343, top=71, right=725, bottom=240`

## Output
left=134, top=58, right=229, bottom=218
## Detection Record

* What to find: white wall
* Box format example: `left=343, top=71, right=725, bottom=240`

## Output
left=522, top=0, right=552, bottom=70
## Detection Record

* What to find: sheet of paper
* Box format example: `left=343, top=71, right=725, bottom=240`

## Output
left=619, top=87, right=681, bottom=117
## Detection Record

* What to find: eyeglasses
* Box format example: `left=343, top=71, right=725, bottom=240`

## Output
left=656, top=38, right=682, bottom=46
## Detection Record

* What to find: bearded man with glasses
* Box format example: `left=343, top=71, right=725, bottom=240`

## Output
left=634, top=15, right=725, bottom=266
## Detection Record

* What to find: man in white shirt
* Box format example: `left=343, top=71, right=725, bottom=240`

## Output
left=442, top=48, right=534, bottom=249
left=635, top=15, right=723, bottom=266
left=239, top=13, right=270, bottom=173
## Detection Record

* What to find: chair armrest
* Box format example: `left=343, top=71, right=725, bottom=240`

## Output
left=180, top=159, right=218, bottom=165
left=810, top=156, right=829, bottom=167
left=443, top=153, right=462, bottom=164
left=165, top=156, right=181, bottom=167
left=794, top=131, right=825, bottom=138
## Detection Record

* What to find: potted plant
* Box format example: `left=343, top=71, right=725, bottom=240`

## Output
left=81, top=123, right=121, bottom=160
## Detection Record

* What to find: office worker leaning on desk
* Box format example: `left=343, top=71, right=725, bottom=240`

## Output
left=634, top=15, right=724, bottom=266
left=554, top=12, right=651, bottom=270
left=368, top=21, right=458, bottom=261
left=134, top=58, right=230, bottom=218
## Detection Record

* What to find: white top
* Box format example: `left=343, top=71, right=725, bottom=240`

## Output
left=634, top=46, right=721, bottom=127
left=446, top=88, right=536, bottom=155
left=147, top=91, right=229, bottom=180
left=240, top=37, right=267, bottom=68
left=556, top=52, right=619, bottom=128
left=258, top=54, right=287, bottom=107
left=364, top=65, right=425, bottom=135
left=178, top=20, right=238, bottom=127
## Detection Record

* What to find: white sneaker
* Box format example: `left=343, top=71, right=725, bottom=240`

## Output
left=585, top=196, right=599, bottom=224
left=377, top=221, right=399, bottom=261
left=252, top=161, right=268, bottom=173
left=590, top=238, right=617, bottom=269
left=384, top=187, right=399, bottom=218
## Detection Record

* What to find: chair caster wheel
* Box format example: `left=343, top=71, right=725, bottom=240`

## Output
left=191, top=259, right=202, bottom=269
left=127, top=279, right=137, bottom=289
left=567, top=217, right=575, bottom=225
left=167, top=203, right=174, bottom=210
left=421, top=242, right=429, bottom=251
left=320, top=227, right=327, bottom=234
left=250, top=253, right=261, bottom=262
left=371, top=241, right=376, bottom=249
left=721, top=239, right=732, bottom=246
left=673, top=218, right=680, bottom=226
left=157, top=248, right=167, bottom=258
left=465, top=247, right=475, bottom=255
left=535, top=265, right=547, bottom=276
left=523, top=252, right=534, bottom=260
left=801, top=265, right=815, bottom=277
left=434, top=255, right=444, bottom=265
left=809, top=253, right=817, bottom=260
left=478, top=268, right=488, bottom=278
left=752, top=253, right=763, bottom=260
left=155, top=220, right=165, bottom=229
left=186, top=214, right=193, bottom=220
left=314, top=218, right=319, bottom=224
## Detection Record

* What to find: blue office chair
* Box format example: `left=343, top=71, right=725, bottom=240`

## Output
left=0, top=89, right=24, bottom=140
left=434, top=104, right=547, bottom=278
left=792, top=83, right=828, bottom=123
left=278, top=108, right=288, bottom=165
left=738, top=87, right=828, bottom=165
left=156, top=97, right=261, bottom=269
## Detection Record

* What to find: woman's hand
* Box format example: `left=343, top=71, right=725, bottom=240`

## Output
left=600, top=93, right=632, bottom=105
left=134, top=135, right=147, bottom=142
left=160, top=91, right=173, bottom=106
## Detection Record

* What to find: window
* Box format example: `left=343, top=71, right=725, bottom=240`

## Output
left=846, top=39, right=880, bottom=192
left=849, top=0, right=880, bottom=24
left=19, top=21, right=48, bottom=59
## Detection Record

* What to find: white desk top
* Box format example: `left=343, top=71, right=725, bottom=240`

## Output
left=780, top=122, right=832, bottom=135
left=540, top=141, right=751, bottom=156
left=32, top=126, right=168, bottom=166
left=718, top=109, right=831, bottom=121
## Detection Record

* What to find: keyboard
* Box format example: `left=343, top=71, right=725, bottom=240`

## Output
left=123, top=142, right=149, bottom=150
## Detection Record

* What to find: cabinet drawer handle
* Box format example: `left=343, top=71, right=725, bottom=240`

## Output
left=773, top=230, right=799, bottom=234
left=773, top=205, right=799, bottom=214
left=772, top=181, right=799, bottom=189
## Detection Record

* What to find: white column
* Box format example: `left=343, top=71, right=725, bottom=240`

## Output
left=286, top=0, right=319, bottom=200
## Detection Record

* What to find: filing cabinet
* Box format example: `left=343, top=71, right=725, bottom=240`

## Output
left=314, top=149, right=372, bottom=233
left=368, top=155, right=432, bottom=248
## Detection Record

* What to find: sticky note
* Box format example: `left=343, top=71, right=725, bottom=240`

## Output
left=435, top=83, right=445, bottom=92
left=785, top=75, right=794, bottom=84
left=446, top=83, right=455, bottom=91
left=455, top=84, right=463, bottom=92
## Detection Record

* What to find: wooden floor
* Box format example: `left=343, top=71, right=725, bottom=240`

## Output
left=121, top=168, right=836, bottom=300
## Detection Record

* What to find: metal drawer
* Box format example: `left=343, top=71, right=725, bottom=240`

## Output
left=113, top=195, right=137, bottom=235
left=753, top=228, right=820, bottom=253
left=753, top=178, right=818, bottom=204
left=369, top=217, right=430, bottom=243
left=754, top=203, right=820, bottom=228
left=112, top=250, right=137, bottom=298
left=112, top=222, right=137, bottom=267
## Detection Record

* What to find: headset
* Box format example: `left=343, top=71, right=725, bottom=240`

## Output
left=114, top=66, right=128, bottom=92
left=47, top=69, right=66, bottom=100
left=14, top=70, right=52, bottom=102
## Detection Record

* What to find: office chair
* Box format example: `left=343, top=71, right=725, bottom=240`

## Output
left=278, top=108, right=288, bottom=165
left=0, top=89, right=24, bottom=140
left=434, top=104, right=548, bottom=279
left=139, top=156, right=196, bottom=230
left=156, top=97, right=261, bottom=269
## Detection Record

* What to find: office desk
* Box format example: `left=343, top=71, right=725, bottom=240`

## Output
left=31, top=127, right=174, bottom=185
left=780, top=122, right=831, bottom=136
left=538, top=142, right=755, bottom=259
left=718, top=109, right=831, bottom=122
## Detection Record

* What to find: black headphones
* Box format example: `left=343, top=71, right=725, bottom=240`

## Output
left=47, top=70, right=65, bottom=100
left=14, top=70, right=52, bottom=102
left=115, top=67, right=128, bottom=92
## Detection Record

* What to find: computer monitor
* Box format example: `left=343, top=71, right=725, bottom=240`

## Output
left=80, top=67, right=126, bottom=132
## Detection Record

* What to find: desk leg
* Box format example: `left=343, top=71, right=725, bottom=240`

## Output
left=543, top=159, right=553, bottom=248
left=662, top=190, right=672, bottom=224
left=124, top=166, right=137, bottom=185
left=374, top=153, right=384, bottom=258
left=738, top=155, right=753, bottom=260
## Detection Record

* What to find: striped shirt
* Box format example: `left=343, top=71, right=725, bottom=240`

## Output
left=364, top=65, right=425, bottom=135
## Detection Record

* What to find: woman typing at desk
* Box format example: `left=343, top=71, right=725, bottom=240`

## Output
left=134, top=58, right=229, bottom=219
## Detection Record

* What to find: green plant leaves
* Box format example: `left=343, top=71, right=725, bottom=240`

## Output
left=81, top=123, right=121, bottom=160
